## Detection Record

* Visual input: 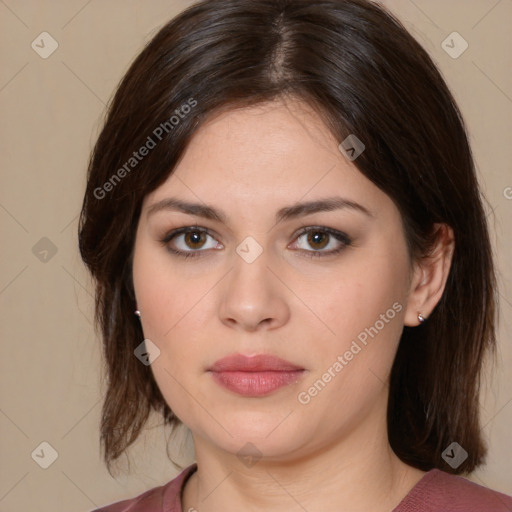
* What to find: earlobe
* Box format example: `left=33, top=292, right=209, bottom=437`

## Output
left=404, top=223, right=455, bottom=327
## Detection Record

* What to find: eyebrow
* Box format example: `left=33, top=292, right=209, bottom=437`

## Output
left=146, top=196, right=374, bottom=224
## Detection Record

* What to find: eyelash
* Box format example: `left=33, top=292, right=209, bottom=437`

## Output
left=160, top=224, right=352, bottom=260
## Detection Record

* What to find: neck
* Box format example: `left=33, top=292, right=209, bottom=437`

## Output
left=182, top=401, right=425, bottom=512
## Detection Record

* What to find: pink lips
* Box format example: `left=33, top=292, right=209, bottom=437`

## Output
left=208, top=354, right=305, bottom=397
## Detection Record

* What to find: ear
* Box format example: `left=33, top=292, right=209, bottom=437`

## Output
left=404, top=223, right=455, bottom=327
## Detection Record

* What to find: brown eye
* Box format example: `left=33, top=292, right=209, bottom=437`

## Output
left=306, top=231, right=329, bottom=250
left=161, top=226, right=221, bottom=258
left=292, top=226, right=352, bottom=257
left=184, top=231, right=207, bottom=249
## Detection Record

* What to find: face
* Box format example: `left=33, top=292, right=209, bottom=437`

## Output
left=132, top=98, right=416, bottom=462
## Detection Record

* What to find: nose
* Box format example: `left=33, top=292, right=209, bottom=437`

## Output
left=218, top=247, right=290, bottom=332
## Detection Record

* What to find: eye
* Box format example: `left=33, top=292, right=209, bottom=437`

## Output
left=161, top=226, right=222, bottom=258
left=290, top=226, right=352, bottom=257
left=160, top=225, right=352, bottom=259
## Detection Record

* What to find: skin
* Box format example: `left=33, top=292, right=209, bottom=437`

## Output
left=132, top=97, right=454, bottom=512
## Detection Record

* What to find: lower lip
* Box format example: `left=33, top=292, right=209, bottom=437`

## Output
left=210, top=370, right=304, bottom=397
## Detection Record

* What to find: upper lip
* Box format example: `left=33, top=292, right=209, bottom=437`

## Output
left=209, top=354, right=304, bottom=372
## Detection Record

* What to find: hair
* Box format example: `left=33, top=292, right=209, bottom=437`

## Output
left=78, top=0, right=497, bottom=476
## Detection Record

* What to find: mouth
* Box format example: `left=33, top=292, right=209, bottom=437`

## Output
left=207, top=354, right=305, bottom=397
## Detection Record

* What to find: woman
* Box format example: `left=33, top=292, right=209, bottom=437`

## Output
left=78, top=0, right=512, bottom=510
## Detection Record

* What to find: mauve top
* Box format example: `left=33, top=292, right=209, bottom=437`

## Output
left=92, top=463, right=512, bottom=512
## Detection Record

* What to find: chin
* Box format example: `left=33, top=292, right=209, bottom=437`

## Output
left=199, top=410, right=311, bottom=458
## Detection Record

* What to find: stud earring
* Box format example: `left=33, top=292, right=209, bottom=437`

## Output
left=418, top=313, right=425, bottom=324
left=134, top=310, right=141, bottom=317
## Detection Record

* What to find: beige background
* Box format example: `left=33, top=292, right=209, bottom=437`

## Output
left=0, top=0, right=511, bottom=510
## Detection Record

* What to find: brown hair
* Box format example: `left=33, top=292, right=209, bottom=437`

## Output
left=78, top=0, right=497, bottom=476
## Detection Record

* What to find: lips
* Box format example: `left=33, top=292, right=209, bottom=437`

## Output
left=210, top=354, right=303, bottom=372
left=208, top=354, right=305, bottom=397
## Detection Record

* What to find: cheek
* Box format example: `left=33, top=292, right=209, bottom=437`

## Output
left=133, top=267, right=207, bottom=424
left=132, top=237, right=205, bottom=340
left=297, top=243, right=409, bottom=401
left=301, top=248, right=408, bottom=349
left=132, top=239, right=212, bottom=400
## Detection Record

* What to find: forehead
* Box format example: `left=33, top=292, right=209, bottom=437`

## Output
left=176, top=99, right=339, bottom=177
left=143, top=99, right=390, bottom=219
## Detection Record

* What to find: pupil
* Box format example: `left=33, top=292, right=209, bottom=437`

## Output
left=308, top=231, right=328, bottom=249
left=186, top=231, right=205, bottom=248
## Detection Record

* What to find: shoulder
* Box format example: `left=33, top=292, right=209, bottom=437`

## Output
left=395, top=469, right=512, bottom=512
left=90, top=464, right=197, bottom=512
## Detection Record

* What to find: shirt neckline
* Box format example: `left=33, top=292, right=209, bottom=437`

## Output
left=166, top=464, right=442, bottom=512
